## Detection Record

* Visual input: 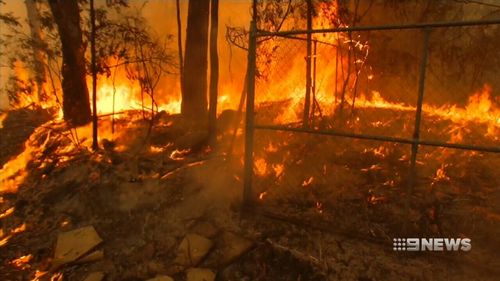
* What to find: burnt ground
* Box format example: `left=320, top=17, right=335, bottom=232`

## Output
left=0, top=108, right=499, bottom=281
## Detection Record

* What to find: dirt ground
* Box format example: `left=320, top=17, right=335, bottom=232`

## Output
left=1, top=109, right=499, bottom=281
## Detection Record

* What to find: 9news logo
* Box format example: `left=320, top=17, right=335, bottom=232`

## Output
left=393, top=238, right=471, bottom=252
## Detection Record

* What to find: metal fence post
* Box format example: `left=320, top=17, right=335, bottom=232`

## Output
left=303, top=0, right=313, bottom=128
left=405, top=28, right=431, bottom=233
left=243, top=20, right=257, bottom=206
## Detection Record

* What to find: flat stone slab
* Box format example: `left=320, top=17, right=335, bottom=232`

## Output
left=53, top=226, right=102, bottom=267
left=174, top=233, right=213, bottom=267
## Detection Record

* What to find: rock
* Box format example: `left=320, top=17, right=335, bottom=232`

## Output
left=75, top=250, right=104, bottom=264
left=53, top=226, right=102, bottom=268
left=174, top=233, right=213, bottom=267
left=186, top=268, right=216, bottom=281
left=146, top=275, right=174, bottom=281
left=218, top=232, right=254, bottom=266
left=83, top=271, right=105, bottom=281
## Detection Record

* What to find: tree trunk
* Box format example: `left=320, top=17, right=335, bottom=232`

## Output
left=48, top=0, right=91, bottom=126
left=25, top=0, right=46, bottom=103
left=175, top=0, right=184, bottom=97
left=208, top=0, right=219, bottom=144
left=181, top=0, right=210, bottom=118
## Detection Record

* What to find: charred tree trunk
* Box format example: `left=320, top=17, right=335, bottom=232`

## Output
left=48, top=0, right=91, bottom=126
left=208, top=0, right=219, bottom=144
left=175, top=0, right=184, bottom=97
left=25, top=0, right=46, bottom=103
left=181, top=0, right=210, bottom=118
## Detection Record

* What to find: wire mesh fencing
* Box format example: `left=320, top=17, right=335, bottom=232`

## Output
left=242, top=15, right=500, bottom=238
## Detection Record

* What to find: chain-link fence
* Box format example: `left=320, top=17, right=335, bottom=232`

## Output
left=243, top=12, right=500, bottom=239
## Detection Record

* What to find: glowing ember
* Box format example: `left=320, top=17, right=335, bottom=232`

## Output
left=272, top=163, right=284, bottom=178
left=254, top=157, right=268, bottom=176
left=302, top=176, right=314, bottom=187
left=264, top=143, right=278, bottom=153
left=433, top=164, right=450, bottom=183
left=33, top=270, right=49, bottom=280
left=259, top=191, right=268, bottom=200
left=10, top=254, right=33, bottom=269
left=0, top=207, right=15, bottom=219
left=12, top=223, right=27, bottom=234
left=368, top=195, right=385, bottom=204
left=170, top=149, right=191, bottom=161
left=150, top=145, right=166, bottom=153
left=0, top=112, right=6, bottom=129
left=315, top=201, right=324, bottom=213
left=372, top=146, right=388, bottom=158
left=0, top=235, right=10, bottom=247
left=361, top=164, right=382, bottom=172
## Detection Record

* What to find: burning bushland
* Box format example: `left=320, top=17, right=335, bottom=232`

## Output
left=0, top=1, right=499, bottom=281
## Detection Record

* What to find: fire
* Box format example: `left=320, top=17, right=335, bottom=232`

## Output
left=12, top=223, right=27, bottom=234
left=302, top=176, right=314, bottom=187
left=0, top=112, right=6, bottom=129
left=361, top=164, right=382, bottom=172
left=356, top=91, right=414, bottom=112
left=264, top=143, right=278, bottom=153
left=12, top=61, right=36, bottom=107
left=88, top=77, right=181, bottom=116
left=315, top=201, right=323, bottom=213
left=170, top=148, right=191, bottom=161
left=10, top=254, right=33, bottom=269
left=272, top=163, right=284, bottom=178
left=372, top=145, right=389, bottom=158
left=355, top=85, right=499, bottom=140
left=433, top=164, right=450, bottom=183
left=259, top=191, right=268, bottom=200
left=249, top=0, right=498, bottom=141
left=90, top=80, right=141, bottom=114
left=254, top=157, right=268, bottom=176
left=0, top=207, right=15, bottom=219
left=0, top=126, right=42, bottom=193
left=0, top=223, right=26, bottom=247
left=150, top=145, right=166, bottom=153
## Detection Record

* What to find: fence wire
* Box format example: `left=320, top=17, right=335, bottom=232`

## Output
left=243, top=17, right=500, bottom=238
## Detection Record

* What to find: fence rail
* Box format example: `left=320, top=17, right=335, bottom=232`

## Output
left=256, top=18, right=500, bottom=37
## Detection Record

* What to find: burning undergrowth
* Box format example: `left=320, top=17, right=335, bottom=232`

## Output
left=0, top=110, right=246, bottom=279
left=0, top=96, right=499, bottom=280
left=248, top=96, right=500, bottom=265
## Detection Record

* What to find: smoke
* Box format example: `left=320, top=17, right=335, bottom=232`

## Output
left=118, top=0, right=253, bottom=110
left=0, top=0, right=252, bottom=110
